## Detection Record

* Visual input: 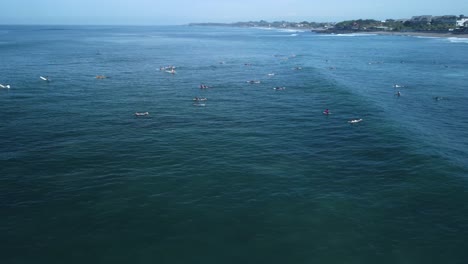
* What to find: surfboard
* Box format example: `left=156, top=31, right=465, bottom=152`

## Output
left=348, top=119, right=363, bottom=123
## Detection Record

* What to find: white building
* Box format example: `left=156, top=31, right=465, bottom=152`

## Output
left=456, top=18, right=468, bottom=27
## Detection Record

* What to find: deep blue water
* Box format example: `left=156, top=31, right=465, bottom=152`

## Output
left=1, top=25, right=468, bottom=264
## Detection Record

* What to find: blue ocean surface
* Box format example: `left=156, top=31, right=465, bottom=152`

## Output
left=1, top=25, right=468, bottom=263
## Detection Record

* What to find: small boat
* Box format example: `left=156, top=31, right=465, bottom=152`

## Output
left=348, top=119, right=363, bottom=124
left=135, top=112, right=149, bottom=116
left=247, top=80, right=261, bottom=84
left=40, top=76, right=50, bottom=82
left=0, top=84, right=10, bottom=89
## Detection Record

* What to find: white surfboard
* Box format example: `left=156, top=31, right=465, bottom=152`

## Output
left=348, top=119, right=363, bottom=124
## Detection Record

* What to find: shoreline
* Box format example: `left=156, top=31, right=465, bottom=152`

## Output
left=366, top=31, right=468, bottom=38
left=320, top=30, right=468, bottom=39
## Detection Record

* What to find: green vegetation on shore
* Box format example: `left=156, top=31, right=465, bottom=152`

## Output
left=333, top=15, right=466, bottom=33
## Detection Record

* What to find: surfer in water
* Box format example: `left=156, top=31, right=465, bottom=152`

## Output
left=135, top=112, right=149, bottom=116
left=348, top=119, right=363, bottom=124
left=323, top=109, right=330, bottom=115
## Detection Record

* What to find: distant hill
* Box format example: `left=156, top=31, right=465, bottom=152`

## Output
left=189, top=20, right=334, bottom=30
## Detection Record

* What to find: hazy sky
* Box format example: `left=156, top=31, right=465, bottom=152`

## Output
left=1, top=0, right=467, bottom=25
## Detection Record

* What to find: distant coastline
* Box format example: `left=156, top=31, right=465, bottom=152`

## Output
left=189, top=15, right=468, bottom=39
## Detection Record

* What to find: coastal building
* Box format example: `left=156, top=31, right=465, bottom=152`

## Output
left=456, top=18, right=468, bottom=27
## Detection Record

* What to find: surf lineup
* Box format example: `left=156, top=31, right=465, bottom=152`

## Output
left=3, top=59, right=440, bottom=124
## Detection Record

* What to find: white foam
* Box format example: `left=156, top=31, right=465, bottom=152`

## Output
left=255, top=27, right=275, bottom=31
left=277, top=28, right=305, bottom=33
left=318, top=33, right=376, bottom=37
left=254, top=27, right=304, bottom=33
left=268, top=34, right=299, bottom=38
left=415, top=36, right=441, bottom=39
left=338, top=33, right=376, bottom=37
left=447, top=37, right=468, bottom=44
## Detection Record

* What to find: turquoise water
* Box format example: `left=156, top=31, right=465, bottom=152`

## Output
left=1, top=25, right=468, bottom=263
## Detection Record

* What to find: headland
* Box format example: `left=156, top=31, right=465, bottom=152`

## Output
left=189, top=14, right=468, bottom=38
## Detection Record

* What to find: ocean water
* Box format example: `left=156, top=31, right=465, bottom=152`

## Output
left=1, top=25, right=468, bottom=264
